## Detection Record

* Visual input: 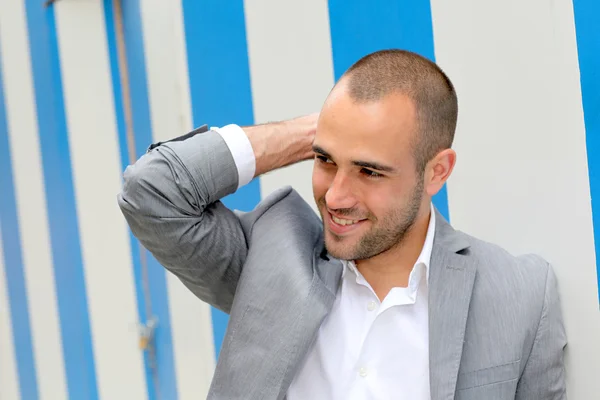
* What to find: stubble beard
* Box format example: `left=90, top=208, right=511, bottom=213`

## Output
left=320, top=179, right=424, bottom=261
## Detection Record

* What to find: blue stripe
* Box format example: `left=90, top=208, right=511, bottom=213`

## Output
left=114, top=0, right=180, bottom=398
left=181, top=0, right=260, bottom=358
left=327, top=0, right=450, bottom=220
left=572, top=0, right=600, bottom=301
left=102, top=1, right=156, bottom=398
left=0, top=39, right=39, bottom=400
left=23, top=2, right=99, bottom=398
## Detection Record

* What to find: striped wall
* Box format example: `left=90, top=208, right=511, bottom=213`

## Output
left=0, top=0, right=597, bottom=399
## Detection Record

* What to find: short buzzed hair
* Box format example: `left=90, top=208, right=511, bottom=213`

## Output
left=342, top=49, right=458, bottom=173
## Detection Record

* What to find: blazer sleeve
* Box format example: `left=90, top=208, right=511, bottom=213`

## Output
left=117, top=130, right=248, bottom=314
left=516, top=265, right=567, bottom=399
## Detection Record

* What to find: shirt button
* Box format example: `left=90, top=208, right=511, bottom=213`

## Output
left=367, top=301, right=377, bottom=311
left=359, top=367, right=369, bottom=377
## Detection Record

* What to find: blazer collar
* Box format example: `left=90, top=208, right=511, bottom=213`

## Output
left=428, top=208, right=476, bottom=399
left=316, top=208, right=476, bottom=400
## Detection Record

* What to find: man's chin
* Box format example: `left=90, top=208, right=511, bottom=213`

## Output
left=324, top=235, right=357, bottom=261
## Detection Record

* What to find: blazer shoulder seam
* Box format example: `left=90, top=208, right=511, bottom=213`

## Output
left=519, top=261, right=551, bottom=372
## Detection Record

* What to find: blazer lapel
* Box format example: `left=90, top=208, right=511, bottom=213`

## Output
left=429, top=211, right=476, bottom=400
left=269, top=246, right=343, bottom=398
left=209, top=237, right=343, bottom=399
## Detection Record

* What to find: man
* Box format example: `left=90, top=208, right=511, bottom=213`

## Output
left=118, top=50, right=566, bottom=399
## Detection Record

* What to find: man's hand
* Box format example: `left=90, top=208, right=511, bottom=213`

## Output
left=243, top=113, right=318, bottom=177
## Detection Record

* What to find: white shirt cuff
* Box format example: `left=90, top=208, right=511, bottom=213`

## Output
left=211, top=124, right=256, bottom=189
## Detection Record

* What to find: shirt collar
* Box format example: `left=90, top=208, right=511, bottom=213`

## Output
left=341, top=203, right=437, bottom=287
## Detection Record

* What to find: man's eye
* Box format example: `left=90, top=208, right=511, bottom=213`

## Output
left=315, top=155, right=334, bottom=164
left=362, top=169, right=383, bottom=178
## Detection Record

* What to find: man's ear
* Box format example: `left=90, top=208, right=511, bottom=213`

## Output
left=425, top=149, right=456, bottom=196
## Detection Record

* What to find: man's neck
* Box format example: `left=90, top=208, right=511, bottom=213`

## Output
left=355, top=207, right=432, bottom=301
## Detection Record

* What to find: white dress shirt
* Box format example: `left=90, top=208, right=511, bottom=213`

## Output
left=214, top=125, right=435, bottom=400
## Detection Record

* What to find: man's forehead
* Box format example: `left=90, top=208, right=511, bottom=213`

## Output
left=315, top=109, right=417, bottom=171
left=317, top=108, right=415, bottom=148
left=321, top=90, right=416, bottom=131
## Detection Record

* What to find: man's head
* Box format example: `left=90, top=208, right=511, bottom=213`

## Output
left=312, top=49, right=458, bottom=261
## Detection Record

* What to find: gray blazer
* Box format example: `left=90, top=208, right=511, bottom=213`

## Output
left=118, top=129, right=567, bottom=399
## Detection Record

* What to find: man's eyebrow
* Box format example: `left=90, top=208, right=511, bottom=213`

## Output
left=352, top=160, right=396, bottom=173
left=313, top=144, right=396, bottom=173
left=312, top=145, right=331, bottom=158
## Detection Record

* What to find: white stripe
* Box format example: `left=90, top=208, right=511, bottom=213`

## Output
left=0, top=227, right=20, bottom=400
left=53, top=1, right=147, bottom=399
left=140, top=0, right=216, bottom=396
left=243, top=0, right=335, bottom=212
left=430, top=0, right=600, bottom=396
left=0, top=1, right=69, bottom=399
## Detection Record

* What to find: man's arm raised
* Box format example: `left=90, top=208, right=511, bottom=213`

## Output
left=117, top=115, right=317, bottom=313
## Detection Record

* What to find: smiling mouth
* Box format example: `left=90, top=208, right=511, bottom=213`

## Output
left=330, top=215, right=361, bottom=226
left=327, top=211, right=368, bottom=235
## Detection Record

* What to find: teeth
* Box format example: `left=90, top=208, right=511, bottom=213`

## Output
left=332, top=215, right=359, bottom=226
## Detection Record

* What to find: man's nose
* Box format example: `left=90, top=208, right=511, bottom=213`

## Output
left=325, top=172, right=357, bottom=211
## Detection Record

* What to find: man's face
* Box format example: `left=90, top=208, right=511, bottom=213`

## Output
left=312, top=84, right=426, bottom=261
